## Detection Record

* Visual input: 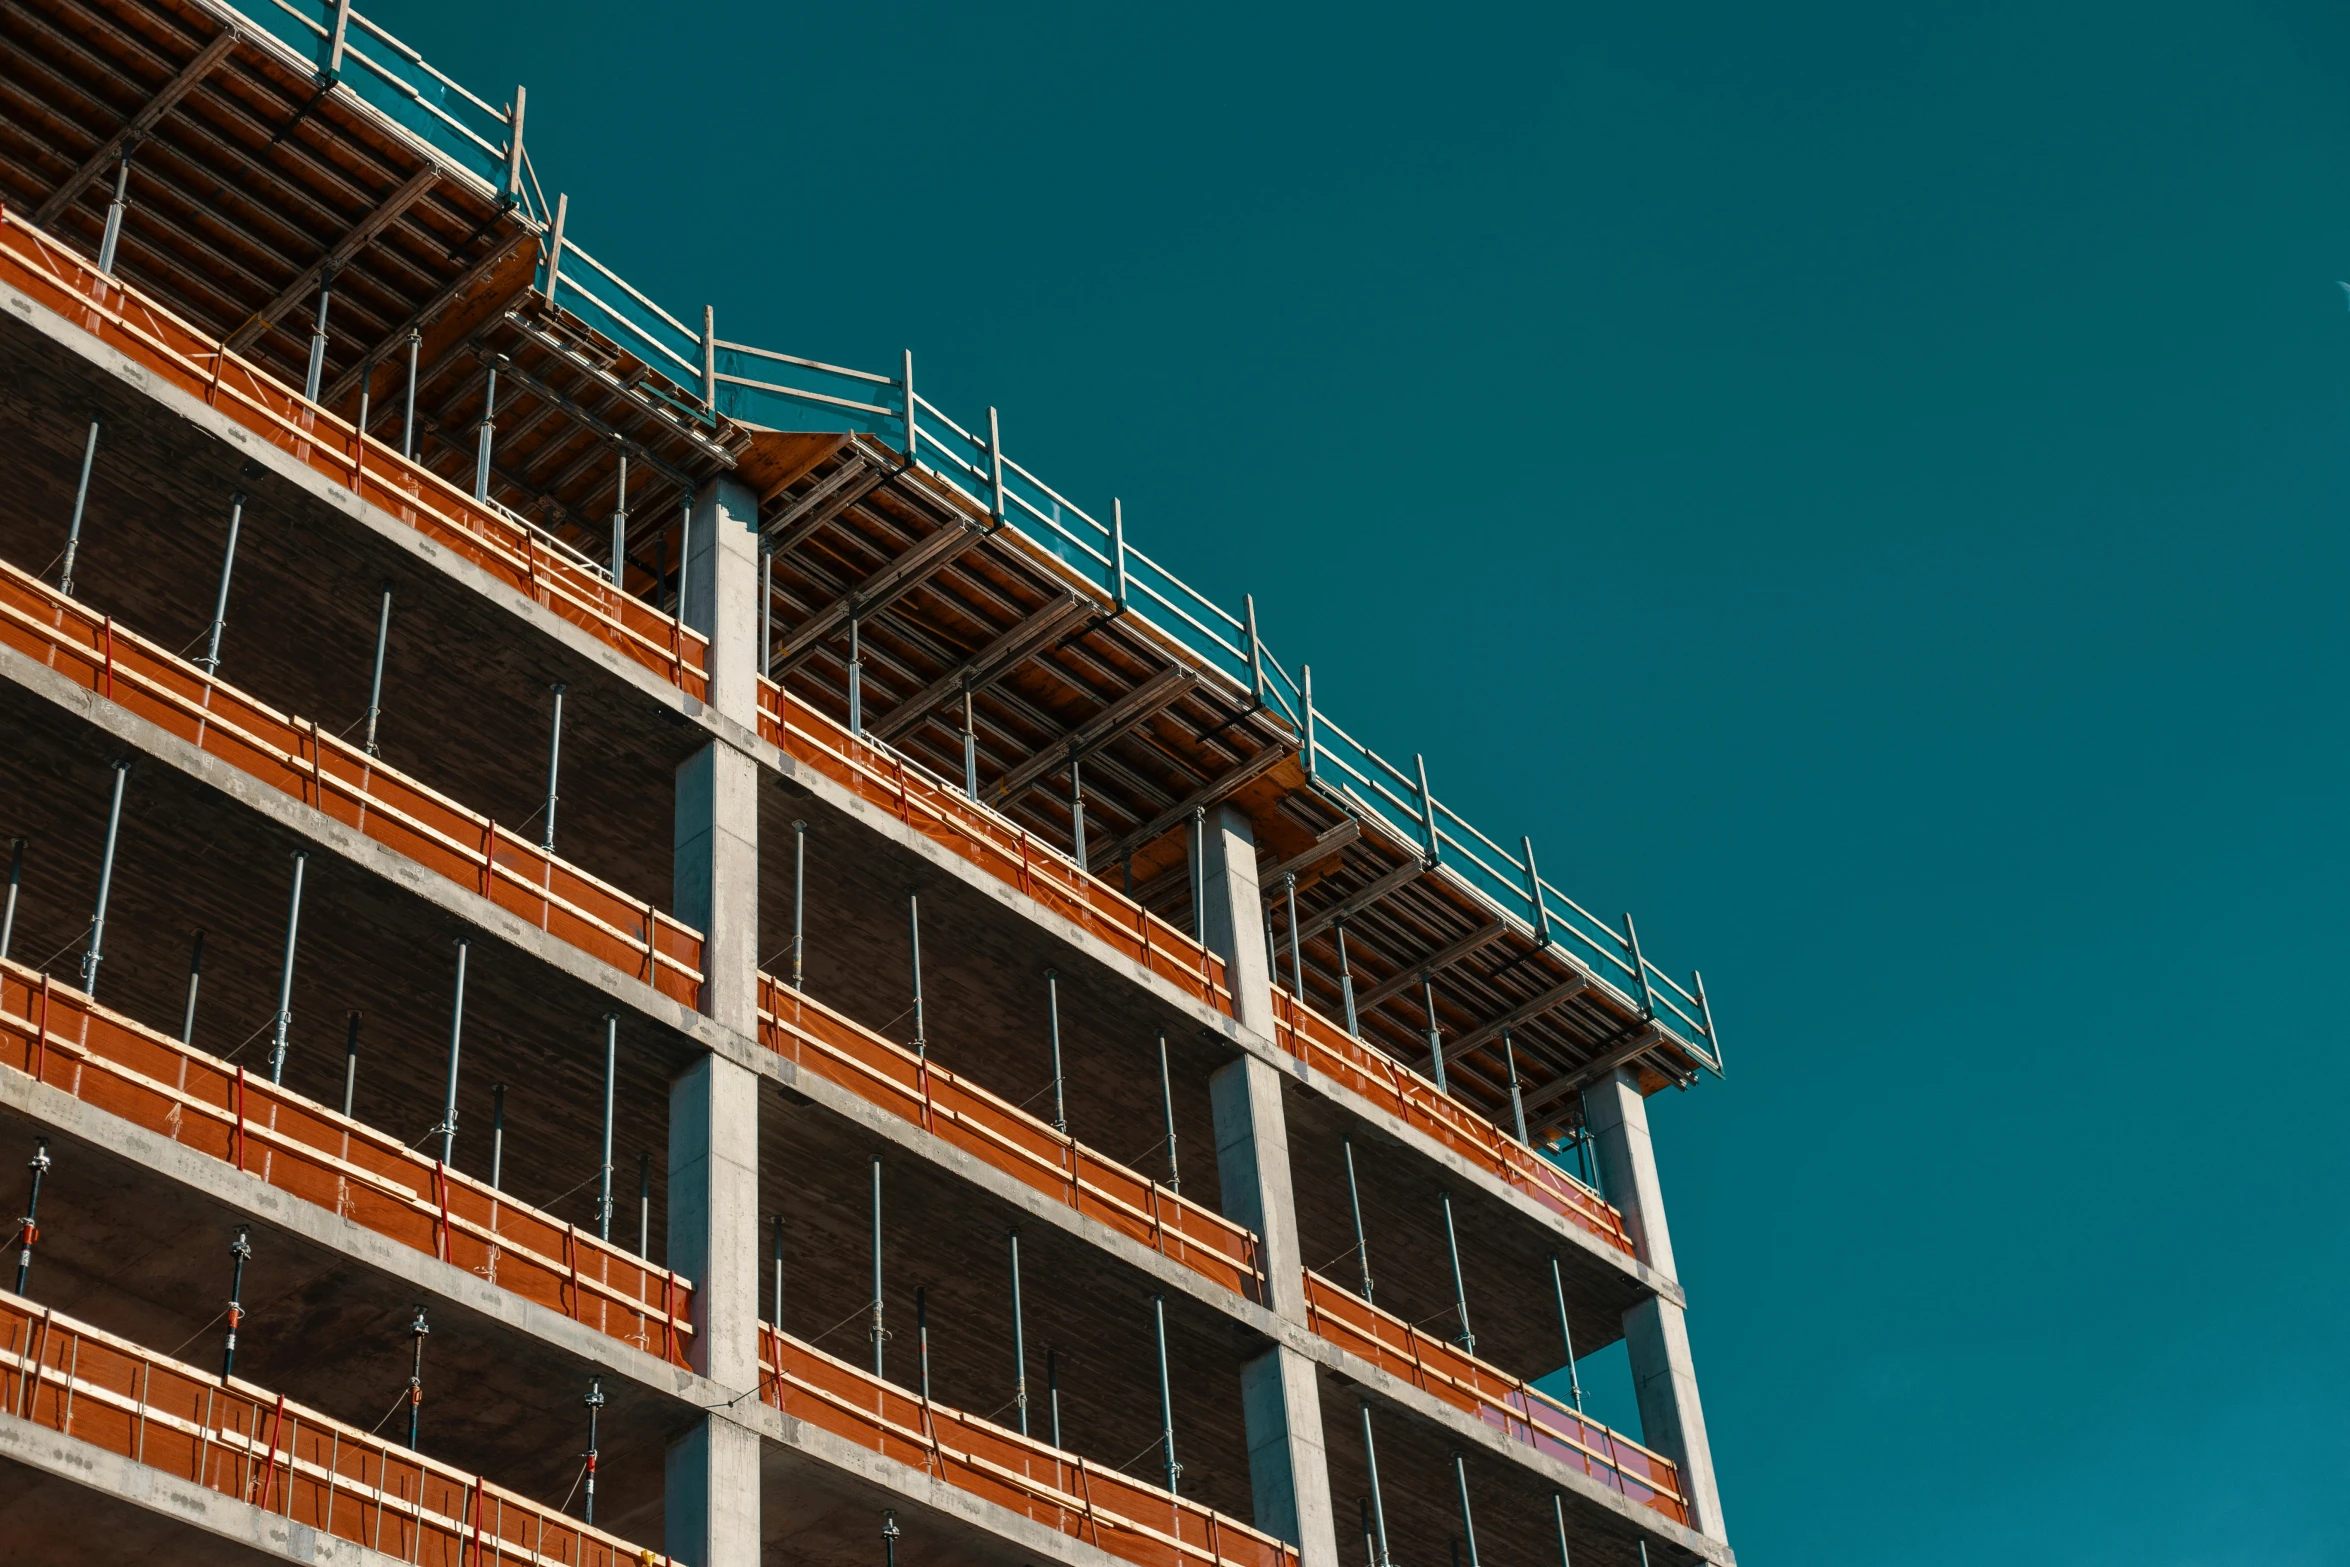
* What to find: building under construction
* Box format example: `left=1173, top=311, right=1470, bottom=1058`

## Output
left=0, top=1, right=1734, bottom=1562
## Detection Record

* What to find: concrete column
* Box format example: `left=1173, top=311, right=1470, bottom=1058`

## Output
left=667, top=472, right=764, bottom=1566
left=1584, top=1068, right=1726, bottom=1540
left=1197, top=806, right=1335, bottom=1567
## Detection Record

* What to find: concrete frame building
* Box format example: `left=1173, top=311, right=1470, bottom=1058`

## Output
left=0, top=2, right=1734, bottom=1564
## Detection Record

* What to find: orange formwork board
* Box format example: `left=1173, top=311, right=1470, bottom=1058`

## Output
left=0, top=205, right=711, bottom=704
left=0, top=959, right=696, bottom=1369
left=1268, top=990, right=1635, bottom=1256
left=0, top=555, right=705, bottom=1006
left=1298, top=1270, right=1686, bottom=1525
left=0, top=1290, right=668, bottom=1566
left=759, top=1324, right=1295, bottom=1567
left=759, top=975, right=1263, bottom=1303
left=758, top=678, right=1236, bottom=1022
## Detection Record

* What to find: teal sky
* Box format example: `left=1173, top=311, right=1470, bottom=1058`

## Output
left=409, top=1, right=2349, bottom=1559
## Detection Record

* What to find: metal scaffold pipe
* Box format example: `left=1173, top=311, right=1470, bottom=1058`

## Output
left=770, top=1213, right=784, bottom=1325
left=0, top=837, right=23, bottom=962
left=609, top=452, right=628, bottom=588
left=438, top=938, right=467, bottom=1162
left=1342, top=1137, right=1373, bottom=1303
left=79, top=759, right=130, bottom=998
left=847, top=614, right=863, bottom=735
left=540, top=682, right=566, bottom=852
left=341, top=1011, right=360, bottom=1118
left=1421, top=974, right=1448, bottom=1094
left=304, top=270, right=334, bottom=402
left=400, top=329, right=420, bottom=459
left=961, top=684, right=978, bottom=801
left=760, top=542, right=773, bottom=679
left=1283, top=872, right=1303, bottom=1000
left=1007, top=1229, right=1029, bottom=1435
left=1044, top=970, right=1066, bottom=1134
left=362, top=583, right=392, bottom=756
left=472, top=366, right=497, bottom=502
left=1152, top=1292, right=1180, bottom=1496
left=915, top=1286, right=932, bottom=1402
left=489, top=1083, right=506, bottom=1190
left=179, top=929, right=204, bottom=1046
left=199, top=492, right=242, bottom=675
left=1046, top=1346, right=1062, bottom=1449
left=14, top=1138, right=51, bottom=1294
left=1359, top=1404, right=1393, bottom=1567
left=869, top=1154, right=885, bottom=1378
left=1550, top=1493, right=1573, bottom=1567
left=60, top=418, right=99, bottom=598
left=1503, top=1030, right=1530, bottom=1146
left=1156, top=1030, right=1180, bottom=1194
left=1451, top=1453, right=1481, bottom=1567
left=267, top=851, right=309, bottom=1084
left=1439, top=1189, right=1475, bottom=1355
left=582, top=1376, right=604, bottom=1525
left=790, top=820, right=807, bottom=989
left=598, top=1015, right=617, bottom=1239
left=1068, top=748, right=1085, bottom=866
left=405, top=1304, right=428, bottom=1450
left=1547, top=1252, right=1584, bottom=1411
left=221, top=1224, right=250, bottom=1378
left=1335, top=917, right=1358, bottom=1038
left=1188, top=806, right=1206, bottom=939
left=96, top=151, right=131, bottom=275
left=906, top=894, right=925, bottom=1054
left=636, top=1151, right=650, bottom=1257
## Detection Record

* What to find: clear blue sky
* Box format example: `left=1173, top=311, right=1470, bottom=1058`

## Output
left=409, top=1, right=2350, bottom=1559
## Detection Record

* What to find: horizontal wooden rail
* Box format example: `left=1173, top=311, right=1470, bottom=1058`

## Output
left=0, top=959, right=694, bottom=1368
left=1268, top=990, right=1635, bottom=1254
left=0, top=1290, right=667, bottom=1566
left=759, top=975, right=1261, bottom=1301
left=1299, top=1270, right=1685, bottom=1524
left=0, top=204, right=712, bottom=704
left=0, top=555, right=704, bottom=1006
left=758, top=677, right=1235, bottom=1021
left=759, top=1323, right=1294, bottom=1567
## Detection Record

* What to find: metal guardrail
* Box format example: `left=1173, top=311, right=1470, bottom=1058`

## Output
left=0, top=958, right=696, bottom=1366
left=0, top=1290, right=667, bottom=1565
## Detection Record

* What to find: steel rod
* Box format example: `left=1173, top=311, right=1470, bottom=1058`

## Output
left=1007, top=1230, right=1029, bottom=1435
left=540, top=682, right=565, bottom=851
left=80, top=759, right=130, bottom=998
left=1046, top=1346, right=1062, bottom=1449
left=913, top=1285, right=935, bottom=1400
left=362, top=584, right=392, bottom=756
left=1152, top=1292, right=1179, bottom=1496
left=179, top=929, right=204, bottom=1045
left=598, top=1015, right=617, bottom=1239
left=761, top=544, right=774, bottom=679
left=1157, top=1030, right=1180, bottom=1193
left=14, top=1139, right=50, bottom=1294
left=199, top=492, right=242, bottom=674
left=1440, top=1189, right=1475, bottom=1354
left=1551, top=1493, right=1572, bottom=1567
left=438, top=937, right=467, bottom=1162
left=1548, top=1253, right=1584, bottom=1411
left=771, top=1213, right=785, bottom=1325
left=1343, top=1136, right=1373, bottom=1303
left=340, top=1011, right=359, bottom=1118
left=1045, top=970, right=1066, bottom=1133
left=61, top=418, right=99, bottom=597
left=1189, top=807, right=1206, bottom=939
left=267, top=850, right=308, bottom=1083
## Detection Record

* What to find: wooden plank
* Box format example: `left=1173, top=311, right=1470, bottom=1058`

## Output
left=777, top=515, right=986, bottom=665
left=223, top=163, right=438, bottom=351
left=33, top=28, right=239, bottom=227
left=871, top=589, right=1095, bottom=742
left=992, top=665, right=1195, bottom=803
left=1293, top=858, right=1425, bottom=944
left=1351, top=919, right=1508, bottom=1013
left=1440, top=972, right=1592, bottom=1064
left=1519, top=1022, right=1664, bottom=1112
left=1094, top=741, right=1296, bottom=873
left=1255, top=816, right=1360, bottom=889
left=323, top=221, right=533, bottom=406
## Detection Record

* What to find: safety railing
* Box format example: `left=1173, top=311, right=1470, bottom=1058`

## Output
left=0, top=1290, right=665, bottom=1566
left=0, top=959, right=695, bottom=1368
left=1267, top=989, right=1635, bottom=1256
left=1298, top=1271, right=1686, bottom=1525
left=758, top=975, right=1261, bottom=1302
left=0, top=554, right=705, bottom=1007
left=759, top=1323, right=1295, bottom=1567
left=0, top=205, right=713, bottom=707
left=758, top=677, right=1235, bottom=1020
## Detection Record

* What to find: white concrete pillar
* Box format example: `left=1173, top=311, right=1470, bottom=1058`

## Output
left=1196, top=806, right=1336, bottom=1567
left=1584, top=1067, right=1726, bottom=1540
left=666, top=471, right=764, bottom=1566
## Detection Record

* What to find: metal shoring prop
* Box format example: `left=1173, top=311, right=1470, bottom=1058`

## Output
left=405, top=1304, right=428, bottom=1450
left=1359, top=1403, right=1394, bottom=1567
left=1068, top=746, right=1086, bottom=866
left=266, top=852, right=310, bottom=1084
left=489, top=1083, right=506, bottom=1190
left=1550, top=1492, right=1572, bottom=1567
left=847, top=613, right=864, bottom=735
left=221, top=1224, right=251, bottom=1377
left=472, top=365, right=497, bottom=502
left=882, top=1509, right=901, bottom=1567
left=198, top=492, right=243, bottom=675
left=340, top=1012, right=360, bottom=1117
left=179, top=930, right=205, bottom=1045
left=303, top=269, right=335, bottom=402
left=1044, top=970, right=1067, bottom=1133
left=1503, top=1029, right=1531, bottom=1146
left=1189, top=806, right=1207, bottom=939
left=1342, top=1136, right=1374, bottom=1303
left=1156, top=1030, right=1180, bottom=1194
left=915, top=1285, right=932, bottom=1401
left=907, top=893, right=926, bottom=1056
left=869, top=1154, right=886, bottom=1378
left=770, top=1213, right=784, bottom=1325
left=790, top=820, right=807, bottom=990
left=1283, top=872, right=1304, bottom=1000
left=362, top=584, right=392, bottom=757
left=13, top=1139, right=50, bottom=1293
left=1007, top=1228, right=1029, bottom=1434
left=0, top=837, right=23, bottom=961
left=1452, top=1452, right=1481, bottom=1567
left=636, top=1151, right=651, bottom=1256
left=1439, top=1189, right=1476, bottom=1355
left=400, top=329, right=420, bottom=459
left=962, top=682, right=979, bottom=801
left=437, top=938, right=468, bottom=1160
left=597, top=1015, right=617, bottom=1239
left=1359, top=1499, right=1376, bottom=1567
left=1151, top=1291, right=1181, bottom=1494
left=79, top=759, right=131, bottom=998
left=1046, top=1346, right=1062, bottom=1448
left=1521, top=835, right=1552, bottom=948
left=60, top=418, right=99, bottom=598
left=676, top=496, right=693, bottom=626
left=1421, top=974, right=1448, bottom=1094
left=581, top=1376, right=604, bottom=1524
left=760, top=539, right=774, bottom=679
left=1547, top=1253, right=1585, bottom=1412
left=609, top=452, right=628, bottom=588
left=540, top=682, right=566, bottom=852
left=1334, top=917, right=1359, bottom=1037
left=96, top=150, right=132, bottom=275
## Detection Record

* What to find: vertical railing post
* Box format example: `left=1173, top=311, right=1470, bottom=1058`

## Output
left=1521, top=836, right=1550, bottom=947
left=900, top=350, right=917, bottom=466
left=701, top=305, right=717, bottom=412
left=1110, top=499, right=1128, bottom=611
left=1414, top=754, right=1439, bottom=866
left=1622, top=912, right=1655, bottom=1019
left=1301, top=663, right=1317, bottom=781
left=987, top=406, right=1006, bottom=528
left=543, top=191, right=568, bottom=310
